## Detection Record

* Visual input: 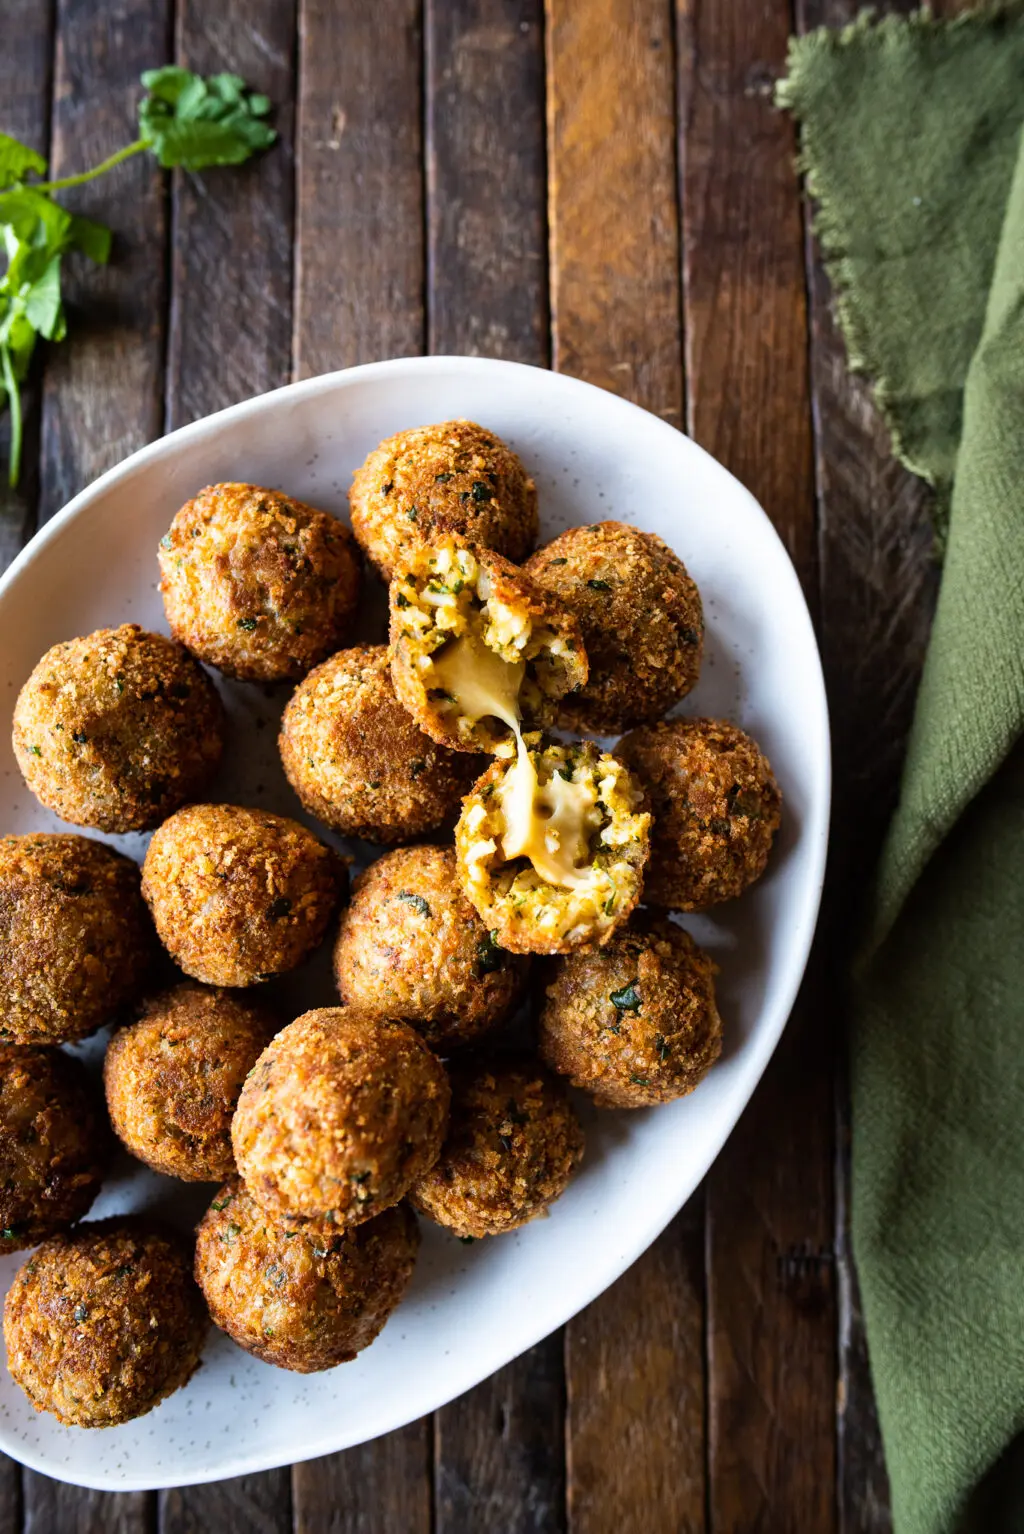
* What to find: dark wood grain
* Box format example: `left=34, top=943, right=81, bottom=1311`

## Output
left=157, top=4, right=297, bottom=1523
left=37, top=0, right=171, bottom=528
left=158, top=1472, right=290, bottom=1534
left=435, top=1343, right=565, bottom=1534
left=292, top=1423, right=432, bottom=1534
left=547, top=0, right=684, bottom=428
left=293, top=0, right=425, bottom=378
left=677, top=1, right=837, bottom=1530
left=165, top=0, right=296, bottom=431
left=0, top=0, right=55, bottom=571
left=22, top=1478, right=154, bottom=1534
left=426, top=7, right=564, bottom=1529
left=547, top=4, right=706, bottom=1530
left=425, top=0, right=548, bottom=363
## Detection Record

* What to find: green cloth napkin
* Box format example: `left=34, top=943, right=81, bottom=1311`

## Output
left=778, top=11, right=1024, bottom=1534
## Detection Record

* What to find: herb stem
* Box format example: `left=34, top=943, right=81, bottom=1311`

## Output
left=1, top=343, right=21, bottom=488
left=32, top=137, right=149, bottom=192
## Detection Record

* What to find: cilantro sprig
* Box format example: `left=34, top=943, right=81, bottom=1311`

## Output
left=0, top=67, right=275, bottom=486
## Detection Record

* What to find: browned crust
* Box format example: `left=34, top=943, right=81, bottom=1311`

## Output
left=409, top=1053, right=584, bottom=1237
left=349, top=420, right=538, bottom=580
left=333, top=845, right=529, bottom=1050
left=159, top=482, right=362, bottom=682
left=3, top=1218, right=208, bottom=1427
left=615, top=717, right=781, bottom=909
left=231, top=1007, right=450, bottom=1230
left=194, top=1178, right=419, bottom=1372
left=538, top=914, right=723, bottom=1107
left=104, top=983, right=277, bottom=1182
left=12, top=624, right=225, bottom=834
left=525, top=521, right=703, bottom=733
left=0, top=833, right=153, bottom=1045
left=279, top=646, right=481, bottom=842
left=141, top=804, right=345, bottom=988
left=0, top=1048, right=112, bottom=1253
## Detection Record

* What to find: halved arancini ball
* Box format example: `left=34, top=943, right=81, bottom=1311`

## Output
left=195, top=1178, right=420, bottom=1373
left=538, top=915, right=722, bottom=1108
left=615, top=717, right=781, bottom=909
left=525, top=521, right=704, bottom=733
left=0, top=833, right=153, bottom=1045
left=232, top=1007, right=450, bottom=1232
left=3, top=1218, right=207, bottom=1428
left=389, top=538, right=587, bottom=754
left=0, top=1047, right=112, bottom=1254
left=455, top=736, right=650, bottom=954
left=104, top=983, right=276, bottom=1182
left=409, top=1053, right=584, bottom=1238
left=334, top=845, right=529, bottom=1051
left=141, top=804, right=344, bottom=987
left=349, top=420, right=538, bottom=581
left=159, top=482, right=362, bottom=682
left=279, top=645, right=481, bottom=843
left=12, top=624, right=224, bottom=834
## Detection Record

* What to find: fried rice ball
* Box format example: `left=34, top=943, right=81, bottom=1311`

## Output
left=0, top=833, right=153, bottom=1045
left=539, top=915, right=722, bottom=1108
left=279, top=646, right=481, bottom=843
left=104, top=984, right=276, bottom=1182
left=455, top=736, right=650, bottom=954
left=389, top=538, right=587, bottom=754
left=232, top=1007, right=450, bottom=1232
left=195, top=1178, right=419, bottom=1372
left=409, top=1054, right=584, bottom=1238
left=0, top=1048, right=112, bottom=1254
left=158, top=482, right=362, bottom=683
left=350, top=420, right=538, bottom=581
left=524, top=522, right=703, bottom=732
left=12, top=624, right=224, bottom=834
left=616, top=717, right=781, bottom=909
left=141, top=804, right=344, bottom=988
left=3, top=1218, right=207, bottom=1428
left=334, top=845, right=529, bottom=1051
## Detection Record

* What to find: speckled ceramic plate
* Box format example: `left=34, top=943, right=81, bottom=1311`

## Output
left=0, top=357, right=829, bottom=1489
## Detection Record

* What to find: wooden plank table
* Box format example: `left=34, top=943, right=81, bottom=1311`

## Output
left=0, top=1, right=943, bottom=1528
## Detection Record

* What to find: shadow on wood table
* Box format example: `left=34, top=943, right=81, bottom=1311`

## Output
left=0, top=0, right=947, bottom=1529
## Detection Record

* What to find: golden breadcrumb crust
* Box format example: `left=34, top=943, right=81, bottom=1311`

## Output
left=232, top=1007, right=450, bottom=1232
left=12, top=624, right=224, bottom=834
left=616, top=717, right=781, bottom=909
left=350, top=420, right=538, bottom=580
left=334, top=845, right=529, bottom=1051
left=409, top=1054, right=584, bottom=1237
left=159, top=482, right=362, bottom=682
left=539, top=915, right=722, bottom=1107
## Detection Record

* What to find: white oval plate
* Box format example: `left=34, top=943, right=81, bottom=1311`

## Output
left=0, top=357, right=829, bottom=1489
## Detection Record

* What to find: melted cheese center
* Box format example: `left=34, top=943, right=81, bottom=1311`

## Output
left=432, top=630, right=600, bottom=890
left=498, top=750, right=600, bottom=890
left=431, top=633, right=524, bottom=732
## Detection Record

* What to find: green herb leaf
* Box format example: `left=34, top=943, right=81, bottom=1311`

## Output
left=475, top=930, right=505, bottom=976
left=138, top=68, right=276, bottom=171
left=398, top=890, right=431, bottom=918
left=0, top=134, right=47, bottom=191
left=587, top=578, right=612, bottom=591
left=610, top=981, right=641, bottom=1012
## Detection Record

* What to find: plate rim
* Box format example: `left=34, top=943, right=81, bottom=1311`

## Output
left=0, top=355, right=831, bottom=1488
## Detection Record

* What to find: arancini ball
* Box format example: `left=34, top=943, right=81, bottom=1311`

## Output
left=349, top=420, right=538, bottom=581
left=12, top=624, right=224, bottom=834
left=232, top=1007, right=449, bottom=1232
left=158, top=482, right=361, bottom=683
left=141, top=804, right=344, bottom=988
